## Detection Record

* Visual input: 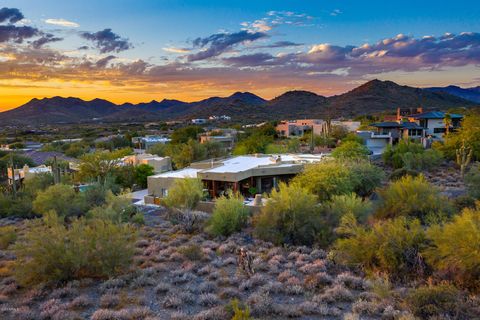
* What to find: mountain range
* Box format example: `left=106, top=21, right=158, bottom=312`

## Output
left=425, top=85, right=480, bottom=103
left=0, top=80, right=478, bottom=125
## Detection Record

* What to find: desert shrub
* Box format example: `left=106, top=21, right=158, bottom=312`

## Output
left=465, top=163, right=480, bottom=199
left=383, top=141, right=443, bottom=170
left=424, top=204, right=480, bottom=291
left=327, top=193, right=373, bottom=224
left=207, top=193, right=249, bottom=237
left=332, top=141, right=369, bottom=160
left=33, top=184, right=85, bottom=218
left=167, top=209, right=209, bottom=233
left=254, top=182, right=321, bottom=245
left=14, top=212, right=136, bottom=285
left=334, top=215, right=426, bottom=281
left=163, top=178, right=204, bottom=210
left=0, top=226, right=17, bottom=249
left=406, top=284, right=461, bottom=319
left=375, top=175, right=450, bottom=223
left=347, top=160, right=385, bottom=197
left=316, top=194, right=373, bottom=247
left=0, top=193, right=34, bottom=218
left=293, top=161, right=356, bottom=201
left=88, top=191, right=140, bottom=224
left=23, top=173, right=54, bottom=196
left=228, top=299, right=253, bottom=320
left=388, top=168, right=419, bottom=181
left=178, top=244, right=203, bottom=261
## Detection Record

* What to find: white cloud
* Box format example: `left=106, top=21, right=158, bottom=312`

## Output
left=44, top=18, right=79, bottom=28
left=330, top=9, right=342, bottom=16
left=162, top=47, right=191, bottom=53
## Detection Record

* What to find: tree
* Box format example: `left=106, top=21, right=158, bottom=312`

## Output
left=292, top=161, right=356, bottom=201
left=77, top=148, right=131, bottom=183
left=375, top=175, right=450, bottom=223
left=424, top=204, right=480, bottom=291
left=171, top=126, right=204, bottom=144
left=163, top=178, right=204, bottom=210
left=33, top=184, right=85, bottom=218
left=440, top=114, right=480, bottom=160
left=254, top=182, right=320, bottom=245
left=134, top=164, right=155, bottom=188
left=207, top=193, right=250, bottom=237
left=332, top=141, right=369, bottom=160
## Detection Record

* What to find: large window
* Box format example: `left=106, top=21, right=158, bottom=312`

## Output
left=433, top=127, right=446, bottom=133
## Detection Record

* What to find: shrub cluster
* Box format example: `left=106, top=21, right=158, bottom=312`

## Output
left=207, top=193, right=250, bottom=237
left=163, top=178, right=204, bottom=210
left=14, top=212, right=137, bottom=285
left=383, top=141, right=443, bottom=170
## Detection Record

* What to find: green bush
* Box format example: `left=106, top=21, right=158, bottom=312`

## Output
left=87, top=191, right=140, bottom=224
left=14, top=212, right=136, bottom=285
left=254, top=183, right=320, bottom=245
left=207, top=193, right=249, bottom=237
left=465, top=163, right=480, bottom=199
left=347, top=160, right=385, bottom=198
left=33, top=184, right=85, bottom=218
left=0, top=193, right=34, bottom=218
left=424, top=204, right=480, bottom=291
left=163, top=178, right=204, bottom=210
left=134, top=164, right=155, bottom=188
left=293, top=161, right=356, bottom=201
left=334, top=216, right=426, bottom=281
left=406, top=284, right=461, bottom=319
left=332, top=141, right=369, bottom=160
left=383, top=141, right=443, bottom=170
left=388, top=168, right=419, bottom=181
left=0, top=226, right=17, bottom=249
left=327, top=193, right=373, bottom=224
left=375, top=175, right=450, bottom=223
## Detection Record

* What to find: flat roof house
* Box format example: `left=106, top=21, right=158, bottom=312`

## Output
left=145, top=153, right=326, bottom=203
left=132, top=135, right=171, bottom=150
left=409, top=111, right=463, bottom=140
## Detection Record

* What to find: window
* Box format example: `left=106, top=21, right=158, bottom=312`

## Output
left=433, top=128, right=446, bottom=133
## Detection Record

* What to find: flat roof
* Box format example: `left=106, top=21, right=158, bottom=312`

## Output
left=411, top=111, right=463, bottom=119
left=151, top=167, right=201, bottom=179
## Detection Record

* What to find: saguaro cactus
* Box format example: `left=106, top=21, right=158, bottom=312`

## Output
left=456, top=139, right=472, bottom=177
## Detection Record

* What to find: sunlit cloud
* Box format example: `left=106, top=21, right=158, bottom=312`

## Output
left=44, top=18, right=79, bottom=28
left=162, top=47, right=191, bottom=53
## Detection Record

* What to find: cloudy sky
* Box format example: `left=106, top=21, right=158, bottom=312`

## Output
left=0, top=0, right=480, bottom=111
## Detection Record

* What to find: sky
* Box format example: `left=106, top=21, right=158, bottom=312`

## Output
left=0, top=0, right=480, bottom=111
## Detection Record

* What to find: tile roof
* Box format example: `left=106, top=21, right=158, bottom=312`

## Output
left=411, top=111, right=463, bottom=119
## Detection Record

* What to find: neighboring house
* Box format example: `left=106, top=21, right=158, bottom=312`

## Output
left=122, top=154, right=172, bottom=173
left=199, top=128, right=238, bottom=149
left=276, top=119, right=360, bottom=137
left=409, top=111, right=463, bottom=140
left=191, top=118, right=207, bottom=124
left=145, top=153, right=326, bottom=203
left=132, top=135, right=171, bottom=150
left=369, top=121, right=425, bottom=144
left=7, top=165, right=52, bottom=185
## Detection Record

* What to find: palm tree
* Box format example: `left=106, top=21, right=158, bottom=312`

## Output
left=443, top=113, right=452, bottom=136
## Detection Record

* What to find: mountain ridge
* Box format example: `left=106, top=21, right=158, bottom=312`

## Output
left=1, top=80, right=477, bottom=125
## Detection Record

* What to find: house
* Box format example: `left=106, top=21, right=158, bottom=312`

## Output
left=369, top=121, right=425, bottom=144
left=121, top=154, right=172, bottom=173
left=276, top=119, right=325, bottom=137
left=409, top=111, right=463, bottom=140
left=199, top=128, right=238, bottom=149
left=132, top=135, right=171, bottom=150
left=276, top=119, right=361, bottom=137
left=7, top=165, right=52, bottom=185
left=145, top=153, right=326, bottom=204
left=191, top=118, right=208, bottom=124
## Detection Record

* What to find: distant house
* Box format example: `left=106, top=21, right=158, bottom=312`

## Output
left=191, top=118, right=208, bottom=124
left=145, top=153, right=326, bottom=203
left=276, top=119, right=360, bottom=138
left=409, top=111, right=463, bottom=140
left=121, top=154, right=172, bottom=173
left=199, top=128, right=238, bottom=149
left=8, top=165, right=52, bottom=185
left=132, top=135, right=171, bottom=150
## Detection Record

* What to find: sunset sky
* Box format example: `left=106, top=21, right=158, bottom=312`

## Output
left=1, top=0, right=480, bottom=111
